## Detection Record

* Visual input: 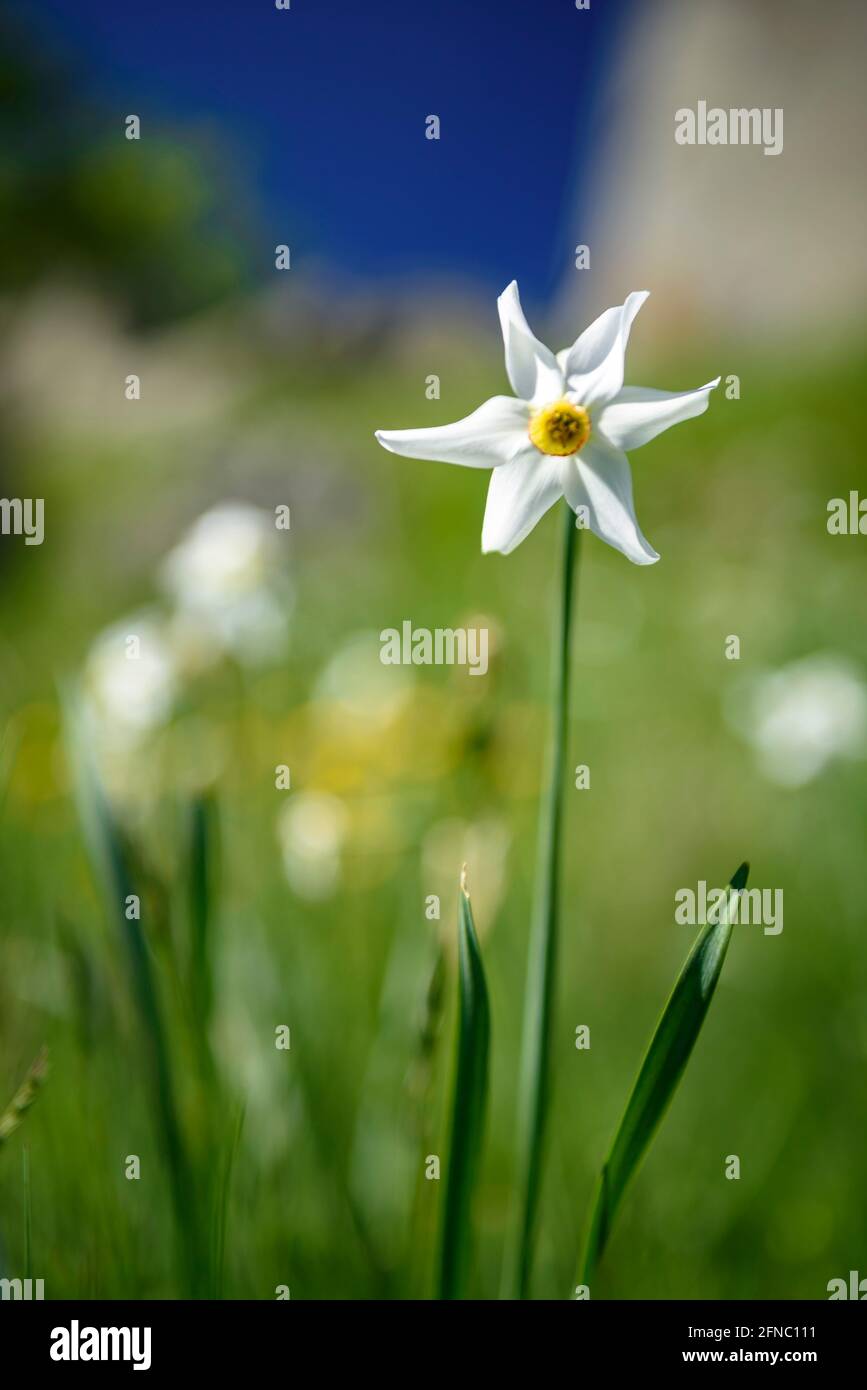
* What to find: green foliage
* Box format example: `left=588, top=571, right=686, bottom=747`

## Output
left=578, top=864, right=748, bottom=1293
left=438, top=878, right=490, bottom=1299
left=0, top=128, right=864, bottom=1292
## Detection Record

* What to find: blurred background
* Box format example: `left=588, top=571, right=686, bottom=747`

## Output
left=0, top=0, right=865, bottom=1300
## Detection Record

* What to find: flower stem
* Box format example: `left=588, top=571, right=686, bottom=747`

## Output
left=502, top=501, right=579, bottom=1299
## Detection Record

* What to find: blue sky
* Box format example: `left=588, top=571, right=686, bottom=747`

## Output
left=25, top=0, right=633, bottom=309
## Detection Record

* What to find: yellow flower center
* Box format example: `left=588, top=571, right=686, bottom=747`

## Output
left=528, top=399, right=591, bottom=456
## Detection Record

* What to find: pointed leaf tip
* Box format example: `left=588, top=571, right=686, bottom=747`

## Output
left=730, top=861, right=750, bottom=892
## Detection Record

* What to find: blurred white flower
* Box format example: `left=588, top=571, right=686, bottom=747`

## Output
left=163, top=502, right=272, bottom=603
left=161, top=502, right=291, bottom=667
left=169, top=588, right=288, bottom=671
left=84, top=613, right=176, bottom=741
left=727, top=654, right=867, bottom=787
left=277, top=791, right=349, bottom=900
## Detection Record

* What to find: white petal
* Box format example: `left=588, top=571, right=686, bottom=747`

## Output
left=375, top=395, right=529, bottom=469
left=564, top=438, right=659, bottom=565
left=497, top=281, right=563, bottom=405
left=481, top=448, right=564, bottom=555
left=597, top=378, right=720, bottom=452
left=561, top=291, right=650, bottom=410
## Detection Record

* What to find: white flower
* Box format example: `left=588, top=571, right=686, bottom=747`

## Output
left=727, top=654, right=867, bottom=787
left=84, top=613, right=176, bottom=739
left=161, top=502, right=291, bottom=666
left=376, top=283, right=718, bottom=562
left=162, top=502, right=274, bottom=605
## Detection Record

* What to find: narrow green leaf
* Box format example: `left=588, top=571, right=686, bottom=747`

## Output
left=577, top=861, right=749, bottom=1294
left=188, top=793, right=215, bottom=1025
left=187, top=792, right=218, bottom=1091
left=0, top=1048, right=48, bottom=1151
left=23, top=1146, right=33, bottom=1281
left=438, top=870, right=491, bottom=1300
left=211, top=1103, right=245, bottom=1299
left=61, top=689, right=205, bottom=1296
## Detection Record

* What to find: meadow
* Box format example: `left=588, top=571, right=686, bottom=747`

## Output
left=1, top=267, right=865, bottom=1298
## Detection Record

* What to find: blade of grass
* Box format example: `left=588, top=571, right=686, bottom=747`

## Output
left=503, top=503, right=579, bottom=1299
left=22, top=1146, right=32, bottom=1281
left=407, top=943, right=447, bottom=1295
left=576, top=861, right=750, bottom=1294
left=62, top=690, right=205, bottom=1296
left=211, top=1103, right=244, bottom=1299
left=274, top=935, right=390, bottom=1293
left=187, top=792, right=218, bottom=1092
left=188, top=792, right=216, bottom=1033
left=437, top=869, right=490, bottom=1300
left=0, top=1047, right=48, bottom=1151
left=347, top=892, right=436, bottom=1288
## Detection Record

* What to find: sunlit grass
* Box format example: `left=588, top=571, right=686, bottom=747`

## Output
left=0, top=319, right=865, bottom=1299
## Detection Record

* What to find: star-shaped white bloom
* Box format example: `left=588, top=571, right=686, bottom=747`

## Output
left=375, top=283, right=719, bottom=563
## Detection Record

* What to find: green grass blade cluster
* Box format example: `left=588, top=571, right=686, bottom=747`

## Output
left=577, top=861, right=749, bottom=1293
left=437, top=874, right=490, bottom=1300
left=62, top=690, right=205, bottom=1296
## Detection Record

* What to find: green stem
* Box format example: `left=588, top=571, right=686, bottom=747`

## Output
left=502, top=502, right=579, bottom=1299
left=23, top=1146, right=32, bottom=1282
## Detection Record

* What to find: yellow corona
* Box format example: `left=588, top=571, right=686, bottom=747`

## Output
left=528, top=399, right=591, bottom=456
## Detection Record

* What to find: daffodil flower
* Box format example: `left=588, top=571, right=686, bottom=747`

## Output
left=376, top=283, right=718, bottom=563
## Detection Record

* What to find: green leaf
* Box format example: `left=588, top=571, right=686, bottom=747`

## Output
left=0, top=1048, right=48, bottom=1151
left=576, top=861, right=749, bottom=1294
left=188, top=793, right=216, bottom=1026
left=437, top=871, right=491, bottom=1300
left=23, top=1145, right=33, bottom=1280
left=187, top=792, right=219, bottom=1091
left=211, top=1103, right=245, bottom=1299
left=61, top=688, right=205, bottom=1296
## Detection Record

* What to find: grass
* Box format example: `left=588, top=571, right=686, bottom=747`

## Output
left=0, top=1049, right=48, bottom=1151
left=63, top=693, right=207, bottom=1297
left=0, top=305, right=865, bottom=1299
left=438, top=872, right=490, bottom=1299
